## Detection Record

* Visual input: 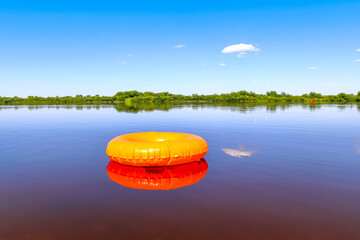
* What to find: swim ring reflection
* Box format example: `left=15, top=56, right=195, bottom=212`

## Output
left=106, top=132, right=208, bottom=166
left=106, top=159, right=208, bottom=190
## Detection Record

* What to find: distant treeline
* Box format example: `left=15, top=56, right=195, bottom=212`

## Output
left=1, top=90, right=360, bottom=104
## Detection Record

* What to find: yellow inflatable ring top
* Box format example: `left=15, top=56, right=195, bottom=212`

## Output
left=106, top=132, right=208, bottom=166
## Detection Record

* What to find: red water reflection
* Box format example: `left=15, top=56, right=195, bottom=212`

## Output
left=106, top=159, right=208, bottom=190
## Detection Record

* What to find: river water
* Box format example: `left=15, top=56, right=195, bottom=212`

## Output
left=1, top=103, right=360, bottom=240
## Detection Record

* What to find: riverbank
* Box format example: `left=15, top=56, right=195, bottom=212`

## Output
left=1, top=90, right=359, bottom=104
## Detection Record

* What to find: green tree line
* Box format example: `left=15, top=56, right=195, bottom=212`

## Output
left=1, top=90, right=360, bottom=104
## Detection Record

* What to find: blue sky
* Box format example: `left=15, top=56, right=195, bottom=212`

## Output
left=0, top=0, right=359, bottom=97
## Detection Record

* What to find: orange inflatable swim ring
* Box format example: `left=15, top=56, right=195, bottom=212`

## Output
left=106, top=132, right=208, bottom=166
left=106, top=159, right=208, bottom=190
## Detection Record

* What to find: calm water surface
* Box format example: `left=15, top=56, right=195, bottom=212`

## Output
left=1, top=104, right=360, bottom=240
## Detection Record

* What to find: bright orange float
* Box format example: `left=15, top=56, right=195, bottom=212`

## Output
left=106, top=132, right=208, bottom=166
left=106, top=159, right=208, bottom=190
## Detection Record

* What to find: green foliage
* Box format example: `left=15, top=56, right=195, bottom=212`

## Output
left=1, top=90, right=359, bottom=105
left=309, top=92, right=322, bottom=98
left=266, top=91, right=279, bottom=97
left=336, top=93, right=351, bottom=102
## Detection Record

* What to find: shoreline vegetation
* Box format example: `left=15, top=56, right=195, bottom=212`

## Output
left=1, top=91, right=360, bottom=105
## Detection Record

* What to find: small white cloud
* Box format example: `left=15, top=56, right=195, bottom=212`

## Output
left=307, top=66, right=319, bottom=70
left=236, top=52, right=248, bottom=58
left=121, top=61, right=128, bottom=64
left=354, top=59, right=360, bottom=62
left=219, top=63, right=226, bottom=66
left=174, top=44, right=185, bottom=48
left=222, top=43, right=260, bottom=54
left=356, top=49, right=360, bottom=52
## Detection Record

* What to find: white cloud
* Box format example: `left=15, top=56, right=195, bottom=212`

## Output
left=356, top=49, right=360, bottom=52
left=307, top=66, right=319, bottom=70
left=219, top=63, right=226, bottom=66
left=236, top=52, right=248, bottom=58
left=174, top=44, right=185, bottom=48
left=354, top=59, right=360, bottom=62
left=222, top=43, right=260, bottom=54
left=121, top=61, right=128, bottom=64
